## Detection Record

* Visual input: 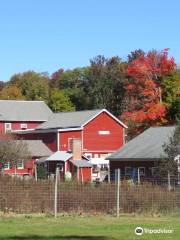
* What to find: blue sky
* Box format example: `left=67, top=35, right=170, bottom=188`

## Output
left=0, top=0, right=180, bottom=81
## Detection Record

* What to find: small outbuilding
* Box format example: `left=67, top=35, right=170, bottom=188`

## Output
left=107, top=126, right=176, bottom=181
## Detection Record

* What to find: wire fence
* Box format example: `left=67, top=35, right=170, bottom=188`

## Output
left=0, top=174, right=180, bottom=216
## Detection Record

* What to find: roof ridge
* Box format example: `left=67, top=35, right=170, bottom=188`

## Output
left=54, top=109, right=103, bottom=114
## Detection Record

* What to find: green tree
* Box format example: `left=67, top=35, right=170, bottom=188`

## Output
left=9, top=71, right=50, bottom=102
left=87, top=55, right=127, bottom=116
left=156, top=122, right=180, bottom=177
left=50, top=89, right=75, bottom=112
left=51, top=67, right=89, bottom=110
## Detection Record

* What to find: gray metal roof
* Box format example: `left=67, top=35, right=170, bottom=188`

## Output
left=108, top=126, right=176, bottom=160
left=36, top=109, right=103, bottom=129
left=20, top=140, right=52, bottom=157
left=0, top=100, right=52, bottom=121
left=45, top=151, right=72, bottom=162
left=70, top=160, right=92, bottom=167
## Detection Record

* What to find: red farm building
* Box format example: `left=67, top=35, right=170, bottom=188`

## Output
left=17, top=109, right=127, bottom=181
left=3, top=140, right=52, bottom=177
left=0, top=100, right=52, bottom=133
left=0, top=100, right=127, bottom=182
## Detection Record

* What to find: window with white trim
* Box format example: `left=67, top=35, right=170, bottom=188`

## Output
left=98, top=130, right=110, bottom=135
left=68, top=138, right=73, bottom=151
left=21, top=123, right=27, bottom=129
left=125, top=167, right=132, bottom=176
left=139, top=167, right=145, bottom=176
left=5, top=123, right=12, bottom=133
left=3, top=162, right=10, bottom=170
left=150, top=167, right=157, bottom=176
left=17, top=160, right=24, bottom=169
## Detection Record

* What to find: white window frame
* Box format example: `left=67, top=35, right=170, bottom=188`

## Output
left=20, top=123, right=27, bottom=129
left=139, top=167, right=145, bottom=176
left=5, top=123, right=12, bottom=133
left=68, top=138, right=73, bottom=151
left=17, top=160, right=24, bottom=169
left=3, top=162, right=10, bottom=170
left=98, top=130, right=110, bottom=135
left=150, top=167, right=157, bottom=176
left=125, top=167, right=132, bottom=176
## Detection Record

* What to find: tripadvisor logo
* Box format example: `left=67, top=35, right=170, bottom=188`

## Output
left=135, top=227, right=143, bottom=235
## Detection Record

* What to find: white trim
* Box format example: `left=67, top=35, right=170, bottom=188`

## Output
left=57, top=132, right=60, bottom=151
left=17, top=160, right=24, bottom=169
left=81, top=130, right=84, bottom=150
left=15, top=128, right=83, bottom=135
left=82, top=150, right=115, bottom=153
left=20, top=123, right=28, bottom=129
left=98, top=130, right=110, bottom=135
left=139, top=167, right=145, bottom=176
left=4, top=162, right=10, bottom=170
left=12, top=128, right=35, bottom=133
left=125, top=166, right=131, bottom=176
left=68, top=138, right=73, bottom=151
left=82, top=109, right=128, bottom=128
left=5, top=123, right=12, bottom=133
left=123, top=128, right=125, bottom=145
left=57, top=128, right=83, bottom=132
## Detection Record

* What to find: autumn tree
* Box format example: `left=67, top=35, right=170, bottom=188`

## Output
left=0, top=85, right=25, bottom=100
left=122, top=49, right=176, bottom=138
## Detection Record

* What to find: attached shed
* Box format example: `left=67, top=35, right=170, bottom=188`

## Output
left=108, top=126, right=176, bottom=181
left=69, top=160, right=92, bottom=182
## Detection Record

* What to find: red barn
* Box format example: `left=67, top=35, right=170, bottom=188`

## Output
left=17, top=109, right=127, bottom=180
left=0, top=100, right=52, bottom=133
left=3, top=140, right=52, bottom=177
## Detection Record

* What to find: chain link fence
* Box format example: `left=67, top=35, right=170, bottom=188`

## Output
left=0, top=174, right=180, bottom=216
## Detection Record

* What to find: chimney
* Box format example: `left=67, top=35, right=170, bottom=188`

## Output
left=71, top=138, right=82, bottom=160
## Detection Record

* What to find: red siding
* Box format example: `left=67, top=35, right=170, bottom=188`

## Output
left=0, top=121, right=43, bottom=133
left=83, top=112, right=124, bottom=152
left=78, top=167, right=92, bottom=182
left=59, top=131, right=82, bottom=151
left=19, top=132, right=57, bottom=152
left=4, top=159, right=35, bottom=176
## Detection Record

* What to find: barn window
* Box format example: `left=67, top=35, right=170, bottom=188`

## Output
left=98, top=130, right=110, bottom=135
left=150, top=167, right=157, bottom=176
left=21, top=123, right=27, bottom=129
left=125, top=167, right=132, bottom=176
left=5, top=123, right=12, bottom=133
left=139, top=167, right=145, bottom=176
left=17, top=160, right=24, bottom=169
left=4, top=162, right=10, bottom=170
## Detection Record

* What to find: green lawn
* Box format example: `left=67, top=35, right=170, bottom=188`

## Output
left=0, top=214, right=179, bottom=240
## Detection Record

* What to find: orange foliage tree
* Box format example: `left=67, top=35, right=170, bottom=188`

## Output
left=121, top=49, right=176, bottom=138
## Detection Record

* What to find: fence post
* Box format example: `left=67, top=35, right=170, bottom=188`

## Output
left=168, top=171, right=171, bottom=191
left=116, top=168, right=120, bottom=218
left=54, top=167, right=60, bottom=218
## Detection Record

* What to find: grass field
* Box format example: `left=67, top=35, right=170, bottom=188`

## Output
left=0, top=214, right=179, bottom=240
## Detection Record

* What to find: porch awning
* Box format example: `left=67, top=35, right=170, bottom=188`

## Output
left=70, top=160, right=92, bottom=168
left=36, top=151, right=72, bottom=163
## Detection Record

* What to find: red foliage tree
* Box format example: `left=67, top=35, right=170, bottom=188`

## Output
left=121, top=49, right=176, bottom=138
